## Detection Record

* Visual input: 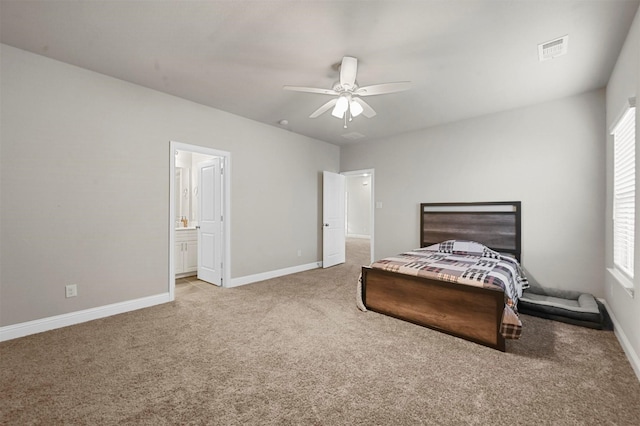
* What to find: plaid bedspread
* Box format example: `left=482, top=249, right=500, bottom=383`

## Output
left=368, top=241, right=528, bottom=339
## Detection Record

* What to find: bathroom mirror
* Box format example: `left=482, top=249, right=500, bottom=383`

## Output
left=175, top=149, right=218, bottom=228
left=175, top=167, right=191, bottom=225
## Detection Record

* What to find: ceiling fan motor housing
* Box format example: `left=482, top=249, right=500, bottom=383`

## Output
left=333, top=82, right=358, bottom=93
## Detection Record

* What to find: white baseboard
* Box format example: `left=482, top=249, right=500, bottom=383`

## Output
left=1, top=261, right=320, bottom=340
left=228, top=261, right=322, bottom=288
left=0, top=293, right=171, bottom=342
left=347, top=234, right=371, bottom=239
left=599, top=298, right=640, bottom=382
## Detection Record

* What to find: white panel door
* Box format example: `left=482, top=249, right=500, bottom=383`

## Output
left=198, top=158, right=222, bottom=285
left=323, top=171, right=346, bottom=268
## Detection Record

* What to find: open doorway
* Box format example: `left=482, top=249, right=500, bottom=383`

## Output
left=169, top=141, right=231, bottom=301
left=342, top=169, right=375, bottom=264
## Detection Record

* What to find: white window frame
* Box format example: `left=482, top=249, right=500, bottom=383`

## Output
left=610, top=97, right=636, bottom=296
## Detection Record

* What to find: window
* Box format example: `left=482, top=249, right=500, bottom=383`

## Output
left=611, top=99, right=636, bottom=281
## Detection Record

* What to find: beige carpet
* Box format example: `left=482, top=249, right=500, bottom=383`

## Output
left=1, top=238, right=639, bottom=425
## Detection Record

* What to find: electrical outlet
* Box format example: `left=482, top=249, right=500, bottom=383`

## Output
left=297, top=249, right=302, bottom=257
left=65, top=284, right=77, bottom=298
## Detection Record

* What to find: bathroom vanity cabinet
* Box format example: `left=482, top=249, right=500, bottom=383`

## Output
left=175, top=228, right=197, bottom=275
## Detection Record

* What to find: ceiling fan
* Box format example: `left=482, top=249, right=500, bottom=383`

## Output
left=283, top=56, right=411, bottom=127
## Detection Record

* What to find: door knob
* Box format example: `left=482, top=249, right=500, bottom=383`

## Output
left=324, top=223, right=329, bottom=227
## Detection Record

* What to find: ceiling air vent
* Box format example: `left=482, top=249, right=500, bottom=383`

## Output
left=538, top=35, right=568, bottom=61
left=341, top=132, right=365, bottom=141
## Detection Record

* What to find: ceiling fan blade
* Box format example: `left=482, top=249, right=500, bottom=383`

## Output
left=309, top=98, right=338, bottom=118
left=353, top=98, right=376, bottom=118
left=340, top=56, right=358, bottom=89
left=283, top=86, right=339, bottom=96
left=354, top=82, right=411, bottom=96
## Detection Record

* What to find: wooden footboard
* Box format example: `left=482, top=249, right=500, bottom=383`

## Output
left=361, top=266, right=506, bottom=351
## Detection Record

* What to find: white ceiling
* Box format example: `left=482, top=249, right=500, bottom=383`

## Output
left=1, top=0, right=638, bottom=145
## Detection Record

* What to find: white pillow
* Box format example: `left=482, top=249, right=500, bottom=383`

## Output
left=425, top=240, right=501, bottom=258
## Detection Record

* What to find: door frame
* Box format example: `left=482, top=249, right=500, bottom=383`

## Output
left=341, top=168, right=375, bottom=264
left=169, top=141, right=231, bottom=300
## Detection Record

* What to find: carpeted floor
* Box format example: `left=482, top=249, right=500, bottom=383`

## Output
left=1, top=238, right=639, bottom=425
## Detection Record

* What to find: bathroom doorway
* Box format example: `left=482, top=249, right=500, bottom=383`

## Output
left=169, top=141, right=231, bottom=301
left=342, top=169, right=374, bottom=264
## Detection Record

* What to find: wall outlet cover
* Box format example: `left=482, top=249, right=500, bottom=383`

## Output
left=65, top=284, right=78, bottom=298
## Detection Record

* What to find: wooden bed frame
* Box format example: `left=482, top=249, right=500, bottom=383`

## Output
left=361, top=201, right=521, bottom=351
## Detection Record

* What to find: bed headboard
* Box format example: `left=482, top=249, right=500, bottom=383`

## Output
left=420, top=201, right=522, bottom=261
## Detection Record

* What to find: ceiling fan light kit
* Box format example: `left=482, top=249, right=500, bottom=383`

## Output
left=350, top=98, right=364, bottom=117
left=283, top=56, right=410, bottom=128
left=331, top=94, right=350, bottom=118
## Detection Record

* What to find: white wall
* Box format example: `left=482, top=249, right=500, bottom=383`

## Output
left=346, top=174, right=371, bottom=237
left=605, top=6, right=640, bottom=376
left=341, top=89, right=606, bottom=298
left=0, top=45, right=339, bottom=327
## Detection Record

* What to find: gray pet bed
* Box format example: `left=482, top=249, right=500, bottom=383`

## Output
left=518, top=281, right=610, bottom=330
